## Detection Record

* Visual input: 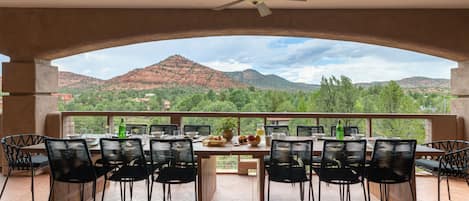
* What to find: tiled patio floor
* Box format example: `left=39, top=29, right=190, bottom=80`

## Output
left=0, top=173, right=467, bottom=201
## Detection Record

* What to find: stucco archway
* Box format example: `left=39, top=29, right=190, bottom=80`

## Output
left=1, top=8, right=469, bottom=62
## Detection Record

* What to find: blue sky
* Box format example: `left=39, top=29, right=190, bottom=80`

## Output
left=0, top=36, right=456, bottom=84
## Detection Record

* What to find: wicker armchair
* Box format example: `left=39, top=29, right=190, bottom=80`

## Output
left=0, top=134, right=48, bottom=201
left=416, top=140, right=469, bottom=201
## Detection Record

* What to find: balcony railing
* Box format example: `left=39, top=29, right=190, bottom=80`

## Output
left=51, top=111, right=462, bottom=143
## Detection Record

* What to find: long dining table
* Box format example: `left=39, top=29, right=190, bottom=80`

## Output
left=22, top=136, right=444, bottom=201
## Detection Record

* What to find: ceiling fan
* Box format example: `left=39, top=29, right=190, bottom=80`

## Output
left=213, top=0, right=307, bottom=17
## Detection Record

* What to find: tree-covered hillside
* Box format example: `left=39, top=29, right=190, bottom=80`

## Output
left=60, top=75, right=452, bottom=143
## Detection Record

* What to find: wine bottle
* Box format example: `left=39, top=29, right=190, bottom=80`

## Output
left=336, top=120, right=344, bottom=140
left=118, top=118, right=126, bottom=139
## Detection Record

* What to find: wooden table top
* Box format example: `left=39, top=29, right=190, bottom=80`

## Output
left=22, top=136, right=444, bottom=157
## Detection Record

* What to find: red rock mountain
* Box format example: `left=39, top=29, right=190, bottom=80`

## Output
left=104, top=55, right=246, bottom=90
left=59, top=71, right=105, bottom=89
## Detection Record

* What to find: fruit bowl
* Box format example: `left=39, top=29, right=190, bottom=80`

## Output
left=248, top=140, right=260, bottom=147
left=247, top=135, right=261, bottom=146
left=203, top=135, right=227, bottom=147
left=238, top=135, right=248, bottom=145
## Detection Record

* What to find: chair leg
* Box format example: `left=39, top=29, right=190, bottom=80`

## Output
left=80, top=183, right=84, bottom=201
left=300, top=182, right=304, bottom=201
left=367, top=181, right=371, bottom=201
left=339, top=184, right=343, bottom=201
left=437, top=174, right=441, bottom=201
left=130, top=181, right=133, bottom=201
left=146, top=179, right=150, bottom=201
left=31, top=167, right=35, bottom=201
left=361, top=181, right=367, bottom=201
left=168, top=184, right=171, bottom=200
left=194, top=181, right=197, bottom=201
left=163, top=184, right=166, bottom=201
left=149, top=178, right=154, bottom=201
left=267, top=178, right=270, bottom=201
left=318, top=180, right=321, bottom=201
left=308, top=179, right=313, bottom=201
left=409, top=181, right=416, bottom=201
left=446, top=176, right=451, bottom=201
left=101, top=176, right=107, bottom=201
left=48, top=180, right=55, bottom=201
left=123, top=182, right=127, bottom=201
left=0, top=168, right=12, bottom=199
left=119, top=182, right=124, bottom=201
left=92, top=180, right=97, bottom=201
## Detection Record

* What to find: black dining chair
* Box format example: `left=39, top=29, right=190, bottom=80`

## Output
left=149, top=124, right=179, bottom=135
left=183, top=125, right=211, bottom=136
left=266, top=139, right=314, bottom=201
left=149, top=139, right=197, bottom=201
left=263, top=125, right=290, bottom=168
left=330, top=126, right=359, bottom=137
left=100, top=138, right=151, bottom=201
left=297, top=126, right=325, bottom=136
left=365, top=139, right=417, bottom=201
left=314, top=140, right=367, bottom=201
left=45, top=138, right=111, bottom=201
left=416, top=140, right=469, bottom=201
left=0, top=134, right=48, bottom=201
left=126, top=124, right=148, bottom=135
left=265, top=125, right=290, bottom=136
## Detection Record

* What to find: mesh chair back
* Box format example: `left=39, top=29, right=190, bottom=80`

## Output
left=297, top=126, right=324, bottom=136
left=321, top=140, right=367, bottom=169
left=440, top=147, right=469, bottom=181
left=149, top=124, right=179, bottom=135
left=330, top=126, right=359, bottom=137
left=265, top=125, right=289, bottom=136
left=126, top=124, right=147, bottom=135
left=368, top=139, right=417, bottom=183
left=268, top=140, right=312, bottom=183
left=150, top=139, right=195, bottom=167
left=99, top=138, right=146, bottom=167
left=1, top=134, right=46, bottom=170
left=183, top=125, right=211, bottom=136
left=45, top=139, right=96, bottom=183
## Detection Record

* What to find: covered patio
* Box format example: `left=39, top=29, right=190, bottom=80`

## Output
left=1, top=1, right=469, bottom=201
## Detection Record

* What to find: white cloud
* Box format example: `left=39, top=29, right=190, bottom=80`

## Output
left=202, top=59, right=252, bottom=72
left=279, top=56, right=454, bottom=84
left=46, top=36, right=456, bottom=83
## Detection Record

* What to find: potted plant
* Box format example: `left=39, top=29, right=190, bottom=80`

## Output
left=217, top=117, right=237, bottom=141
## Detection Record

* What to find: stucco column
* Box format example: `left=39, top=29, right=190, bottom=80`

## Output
left=1, top=60, right=58, bottom=136
left=450, top=61, right=469, bottom=140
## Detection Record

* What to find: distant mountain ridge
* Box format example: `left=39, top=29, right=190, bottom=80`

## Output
left=104, top=55, right=246, bottom=90
left=225, top=69, right=319, bottom=91
left=356, top=76, right=449, bottom=93
left=59, top=71, right=104, bottom=89
left=51, top=55, right=449, bottom=92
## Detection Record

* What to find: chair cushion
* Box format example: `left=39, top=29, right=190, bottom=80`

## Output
left=268, top=166, right=309, bottom=183
left=31, top=155, right=49, bottom=168
left=314, top=168, right=362, bottom=184
left=156, top=167, right=197, bottom=184
left=415, top=159, right=440, bottom=172
left=365, top=167, right=410, bottom=184
left=109, top=166, right=150, bottom=182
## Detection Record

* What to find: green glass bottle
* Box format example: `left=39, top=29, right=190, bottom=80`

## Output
left=336, top=120, right=344, bottom=140
left=118, top=118, right=126, bottom=139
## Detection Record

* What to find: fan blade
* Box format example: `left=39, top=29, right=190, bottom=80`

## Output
left=213, top=0, right=245, bottom=11
left=255, top=2, right=272, bottom=17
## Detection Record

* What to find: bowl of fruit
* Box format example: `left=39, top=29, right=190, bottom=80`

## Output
left=238, top=135, right=248, bottom=145
left=203, top=135, right=227, bottom=147
left=247, top=135, right=261, bottom=147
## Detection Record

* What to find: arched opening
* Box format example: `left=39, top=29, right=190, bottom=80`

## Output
left=52, top=35, right=455, bottom=143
